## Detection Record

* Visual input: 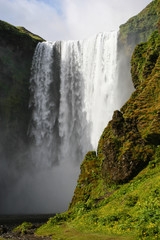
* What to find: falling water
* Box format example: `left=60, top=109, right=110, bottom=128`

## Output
left=27, top=31, right=119, bottom=212
left=80, top=32, right=118, bottom=147
left=29, top=31, right=118, bottom=164
left=29, top=41, right=62, bottom=166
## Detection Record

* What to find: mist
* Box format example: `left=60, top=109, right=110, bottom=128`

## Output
left=0, top=160, right=79, bottom=214
left=0, top=31, right=127, bottom=214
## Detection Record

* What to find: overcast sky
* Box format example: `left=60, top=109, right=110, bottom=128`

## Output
left=0, top=0, right=152, bottom=41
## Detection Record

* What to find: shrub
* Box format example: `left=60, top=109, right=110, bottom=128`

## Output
left=13, top=222, right=33, bottom=235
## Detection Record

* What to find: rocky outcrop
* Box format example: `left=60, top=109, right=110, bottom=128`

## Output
left=99, top=111, right=153, bottom=183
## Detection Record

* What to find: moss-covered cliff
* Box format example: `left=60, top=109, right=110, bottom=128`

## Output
left=70, top=0, right=160, bottom=209
left=71, top=29, right=160, bottom=207
left=36, top=28, right=160, bottom=240
left=117, top=0, right=160, bottom=108
left=0, top=20, right=44, bottom=162
left=119, top=0, right=160, bottom=56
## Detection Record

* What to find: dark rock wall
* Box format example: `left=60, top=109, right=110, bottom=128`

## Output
left=0, top=20, right=44, bottom=163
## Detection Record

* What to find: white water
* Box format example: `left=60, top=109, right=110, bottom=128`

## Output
left=27, top=31, right=119, bottom=212
left=29, top=31, right=118, bottom=161
left=80, top=32, right=118, bottom=147
left=29, top=42, right=56, bottom=166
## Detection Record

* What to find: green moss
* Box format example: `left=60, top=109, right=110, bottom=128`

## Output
left=0, top=20, right=44, bottom=42
left=65, top=24, right=160, bottom=240
left=36, top=145, right=160, bottom=239
left=131, top=31, right=160, bottom=88
left=13, top=222, right=33, bottom=235
left=16, top=26, right=43, bottom=41
left=121, top=33, right=160, bottom=143
left=70, top=151, right=102, bottom=208
left=119, top=0, right=160, bottom=56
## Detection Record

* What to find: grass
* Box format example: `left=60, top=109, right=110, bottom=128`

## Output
left=35, top=33, right=160, bottom=238
left=13, top=221, right=33, bottom=234
left=119, top=0, right=159, bottom=56
left=0, top=20, right=44, bottom=42
left=35, top=145, right=160, bottom=240
left=16, top=26, right=43, bottom=41
left=36, top=223, right=135, bottom=240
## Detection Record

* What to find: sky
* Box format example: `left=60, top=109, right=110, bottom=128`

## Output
left=0, top=0, right=152, bottom=41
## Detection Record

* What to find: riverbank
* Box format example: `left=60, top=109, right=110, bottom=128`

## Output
left=0, top=214, right=55, bottom=240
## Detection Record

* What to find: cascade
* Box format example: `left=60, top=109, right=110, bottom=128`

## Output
left=23, top=31, right=119, bottom=212
left=29, top=31, right=118, bottom=165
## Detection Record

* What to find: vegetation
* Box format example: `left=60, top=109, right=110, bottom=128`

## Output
left=1, top=1, right=160, bottom=239
left=35, top=145, right=160, bottom=239
left=119, top=0, right=160, bottom=56
left=0, top=20, right=44, bottom=42
left=36, top=11, right=160, bottom=240
left=16, top=26, right=43, bottom=41
left=131, top=31, right=160, bottom=88
left=13, top=222, right=33, bottom=235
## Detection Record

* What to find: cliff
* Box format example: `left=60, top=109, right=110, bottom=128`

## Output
left=70, top=29, right=160, bottom=206
left=1, top=1, right=160, bottom=238
left=0, top=20, right=44, bottom=163
left=70, top=0, right=160, bottom=208
left=36, top=29, right=160, bottom=240
left=35, top=1, right=160, bottom=239
left=118, top=0, right=160, bottom=56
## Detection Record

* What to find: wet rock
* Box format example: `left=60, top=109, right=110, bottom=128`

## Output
left=0, top=225, right=7, bottom=234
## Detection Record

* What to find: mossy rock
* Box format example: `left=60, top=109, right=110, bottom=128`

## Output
left=13, top=222, right=33, bottom=235
left=131, top=31, right=160, bottom=88
left=98, top=30, right=160, bottom=184
left=97, top=111, right=154, bottom=183
left=70, top=151, right=101, bottom=208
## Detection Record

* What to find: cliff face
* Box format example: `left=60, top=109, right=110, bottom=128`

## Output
left=118, top=0, right=160, bottom=56
left=70, top=0, right=160, bottom=207
left=117, top=0, right=160, bottom=106
left=0, top=20, right=44, bottom=163
left=38, top=33, right=160, bottom=236
left=70, top=29, right=160, bottom=209
left=38, top=29, right=160, bottom=238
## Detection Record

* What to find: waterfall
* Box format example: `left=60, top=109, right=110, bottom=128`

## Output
left=80, top=32, right=118, bottom=147
left=29, top=31, right=118, bottom=165
left=26, top=31, right=119, bottom=212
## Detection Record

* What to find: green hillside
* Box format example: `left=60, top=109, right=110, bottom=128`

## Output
left=36, top=22, right=160, bottom=240
left=119, top=0, right=160, bottom=56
